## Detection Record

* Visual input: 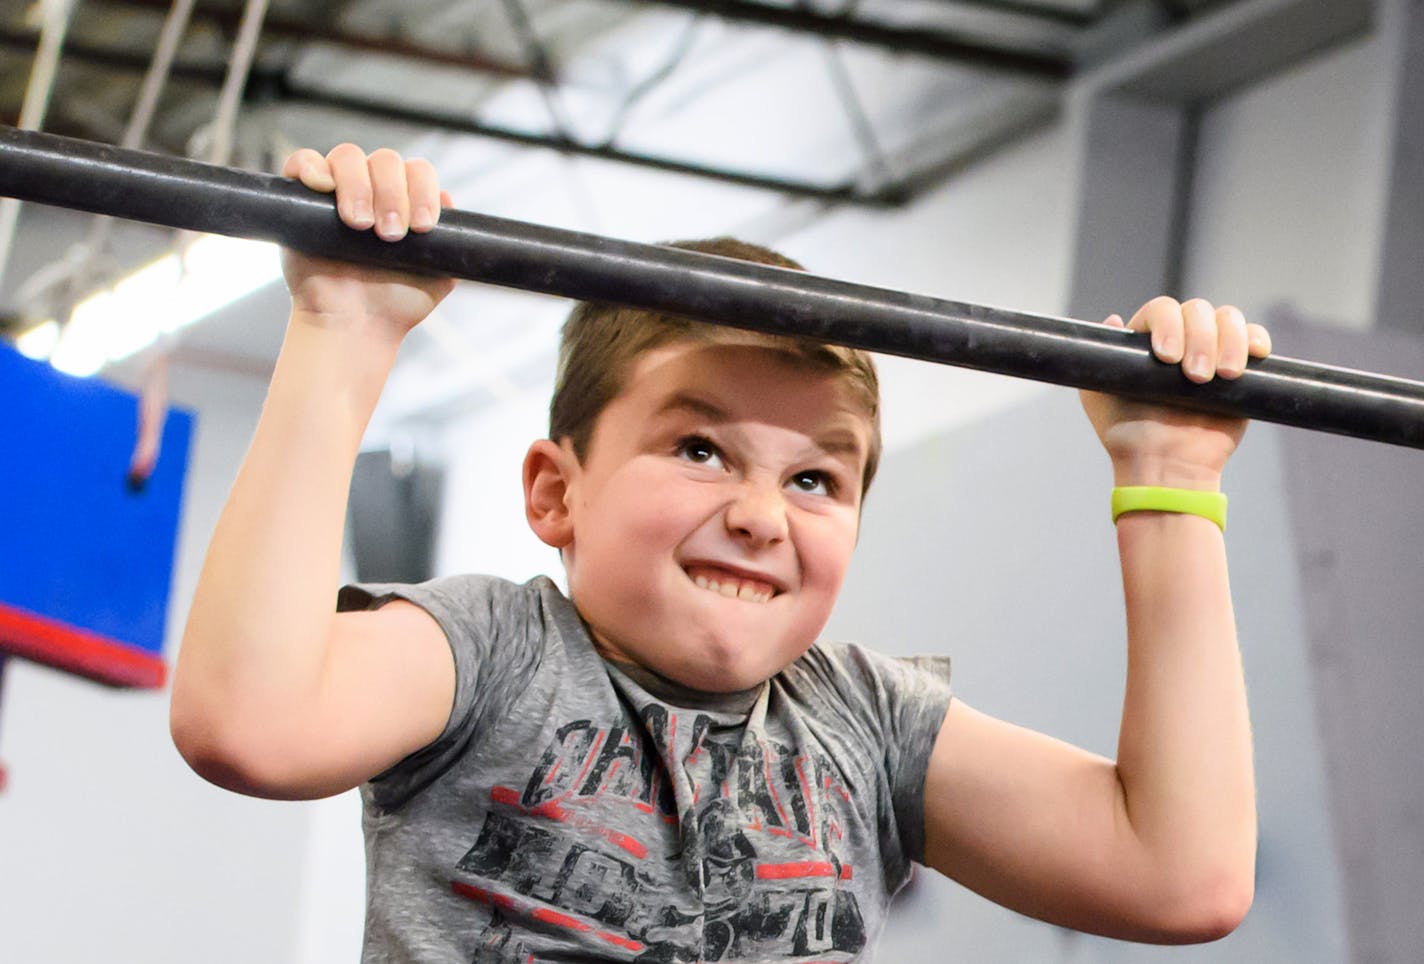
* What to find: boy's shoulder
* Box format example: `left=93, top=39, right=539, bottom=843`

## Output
left=783, top=637, right=952, bottom=695
left=337, top=572, right=581, bottom=645
left=773, top=638, right=953, bottom=751
left=337, top=570, right=546, bottom=612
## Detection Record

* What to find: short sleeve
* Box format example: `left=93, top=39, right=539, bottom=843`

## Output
left=336, top=573, right=547, bottom=810
left=782, top=642, right=953, bottom=885
left=869, top=651, right=954, bottom=866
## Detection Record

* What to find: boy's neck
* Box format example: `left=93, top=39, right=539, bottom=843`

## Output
left=605, top=656, right=766, bottom=715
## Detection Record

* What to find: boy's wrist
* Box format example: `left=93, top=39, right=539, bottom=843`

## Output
left=288, top=307, right=409, bottom=353
left=277, top=313, right=403, bottom=410
left=1109, top=454, right=1222, bottom=492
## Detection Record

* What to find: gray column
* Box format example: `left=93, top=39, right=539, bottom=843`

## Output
left=1376, top=0, right=1424, bottom=335
left=1272, top=313, right=1424, bottom=964
left=1067, top=92, right=1194, bottom=320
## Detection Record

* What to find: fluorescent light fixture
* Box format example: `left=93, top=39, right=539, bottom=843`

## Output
left=20, top=235, right=281, bottom=377
left=15, top=319, right=60, bottom=359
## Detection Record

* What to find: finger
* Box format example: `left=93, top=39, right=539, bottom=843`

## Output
left=439, top=189, right=454, bottom=209
left=405, top=157, right=441, bottom=233
left=1181, top=298, right=1219, bottom=383
left=1103, top=313, right=1125, bottom=328
left=1215, top=305, right=1249, bottom=380
left=326, top=143, right=374, bottom=230
left=1128, top=296, right=1184, bottom=364
left=1246, top=323, right=1273, bottom=358
left=282, top=148, right=336, bottom=192
left=367, top=148, right=410, bottom=241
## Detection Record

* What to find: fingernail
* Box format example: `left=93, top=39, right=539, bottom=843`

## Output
left=377, top=212, right=406, bottom=241
left=1186, top=354, right=1211, bottom=381
left=410, top=206, right=434, bottom=231
left=349, top=200, right=375, bottom=229
left=1156, top=334, right=1180, bottom=361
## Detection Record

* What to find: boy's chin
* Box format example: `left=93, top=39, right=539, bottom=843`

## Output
left=585, top=609, right=821, bottom=694
left=644, top=639, right=813, bottom=695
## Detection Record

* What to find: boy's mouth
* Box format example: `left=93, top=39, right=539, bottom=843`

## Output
left=684, top=564, right=780, bottom=604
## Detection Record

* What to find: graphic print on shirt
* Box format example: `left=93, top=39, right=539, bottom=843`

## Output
left=453, top=703, right=869, bottom=962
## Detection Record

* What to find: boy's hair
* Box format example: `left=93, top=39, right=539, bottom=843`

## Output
left=549, top=237, right=883, bottom=494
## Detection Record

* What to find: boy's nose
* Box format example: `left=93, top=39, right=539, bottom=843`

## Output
left=725, top=482, right=789, bottom=547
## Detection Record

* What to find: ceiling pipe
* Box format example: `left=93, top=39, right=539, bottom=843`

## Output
left=0, top=29, right=918, bottom=205
left=93, top=0, right=549, bottom=82
left=624, top=0, right=1076, bottom=76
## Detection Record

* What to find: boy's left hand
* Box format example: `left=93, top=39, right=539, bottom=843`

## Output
left=1080, top=297, right=1273, bottom=488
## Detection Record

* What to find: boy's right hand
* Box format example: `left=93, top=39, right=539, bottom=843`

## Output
left=280, top=144, right=456, bottom=343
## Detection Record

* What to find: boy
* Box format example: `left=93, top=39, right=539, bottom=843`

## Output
left=171, top=144, right=1270, bottom=961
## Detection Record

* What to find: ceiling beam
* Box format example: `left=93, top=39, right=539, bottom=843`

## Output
left=625, top=0, right=1076, bottom=76
left=276, top=81, right=907, bottom=205
left=936, top=0, right=1100, bottom=28
left=0, top=28, right=910, bottom=206
left=92, top=0, right=547, bottom=82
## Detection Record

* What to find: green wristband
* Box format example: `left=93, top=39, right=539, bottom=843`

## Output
left=1111, top=486, right=1227, bottom=532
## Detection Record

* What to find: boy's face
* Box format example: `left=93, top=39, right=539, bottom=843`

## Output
left=546, top=340, right=872, bottom=693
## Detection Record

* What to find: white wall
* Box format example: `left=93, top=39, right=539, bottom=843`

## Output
left=0, top=364, right=314, bottom=962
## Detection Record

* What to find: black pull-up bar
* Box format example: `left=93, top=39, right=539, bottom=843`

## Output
left=2, top=124, right=1423, bottom=450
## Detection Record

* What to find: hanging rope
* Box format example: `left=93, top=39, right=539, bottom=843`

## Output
left=0, top=0, right=76, bottom=290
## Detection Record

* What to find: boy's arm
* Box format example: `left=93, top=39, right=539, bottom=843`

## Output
left=921, top=297, right=1269, bottom=942
left=170, top=145, right=459, bottom=800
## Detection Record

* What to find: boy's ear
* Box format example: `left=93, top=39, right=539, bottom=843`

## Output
left=523, top=438, right=577, bottom=549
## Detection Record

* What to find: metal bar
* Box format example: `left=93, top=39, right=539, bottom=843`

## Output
left=496, top=0, right=574, bottom=138
left=626, top=0, right=1075, bottom=75
left=2, top=125, right=1422, bottom=450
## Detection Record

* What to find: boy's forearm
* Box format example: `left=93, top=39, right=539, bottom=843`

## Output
left=1112, top=506, right=1257, bottom=920
left=172, top=316, right=400, bottom=758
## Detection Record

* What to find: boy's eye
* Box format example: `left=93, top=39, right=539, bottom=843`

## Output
left=789, top=470, right=834, bottom=497
left=676, top=436, right=724, bottom=468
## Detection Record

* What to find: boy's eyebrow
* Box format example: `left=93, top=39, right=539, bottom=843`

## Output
left=658, top=392, right=730, bottom=423
left=813, top=428, right=868, bottom=460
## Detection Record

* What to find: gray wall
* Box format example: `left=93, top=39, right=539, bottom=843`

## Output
left=1272, top=317, right=1424, bottom=964
left=827, top=390, right=1348, bottom=963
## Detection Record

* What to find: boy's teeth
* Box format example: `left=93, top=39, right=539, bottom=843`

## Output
left=688, top=567, right=774, bottom=603
left=736, top=583, right=766, bottom=602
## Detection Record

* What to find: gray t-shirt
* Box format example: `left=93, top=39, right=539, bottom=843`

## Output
left=339, top=574, right=952, bottom=962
